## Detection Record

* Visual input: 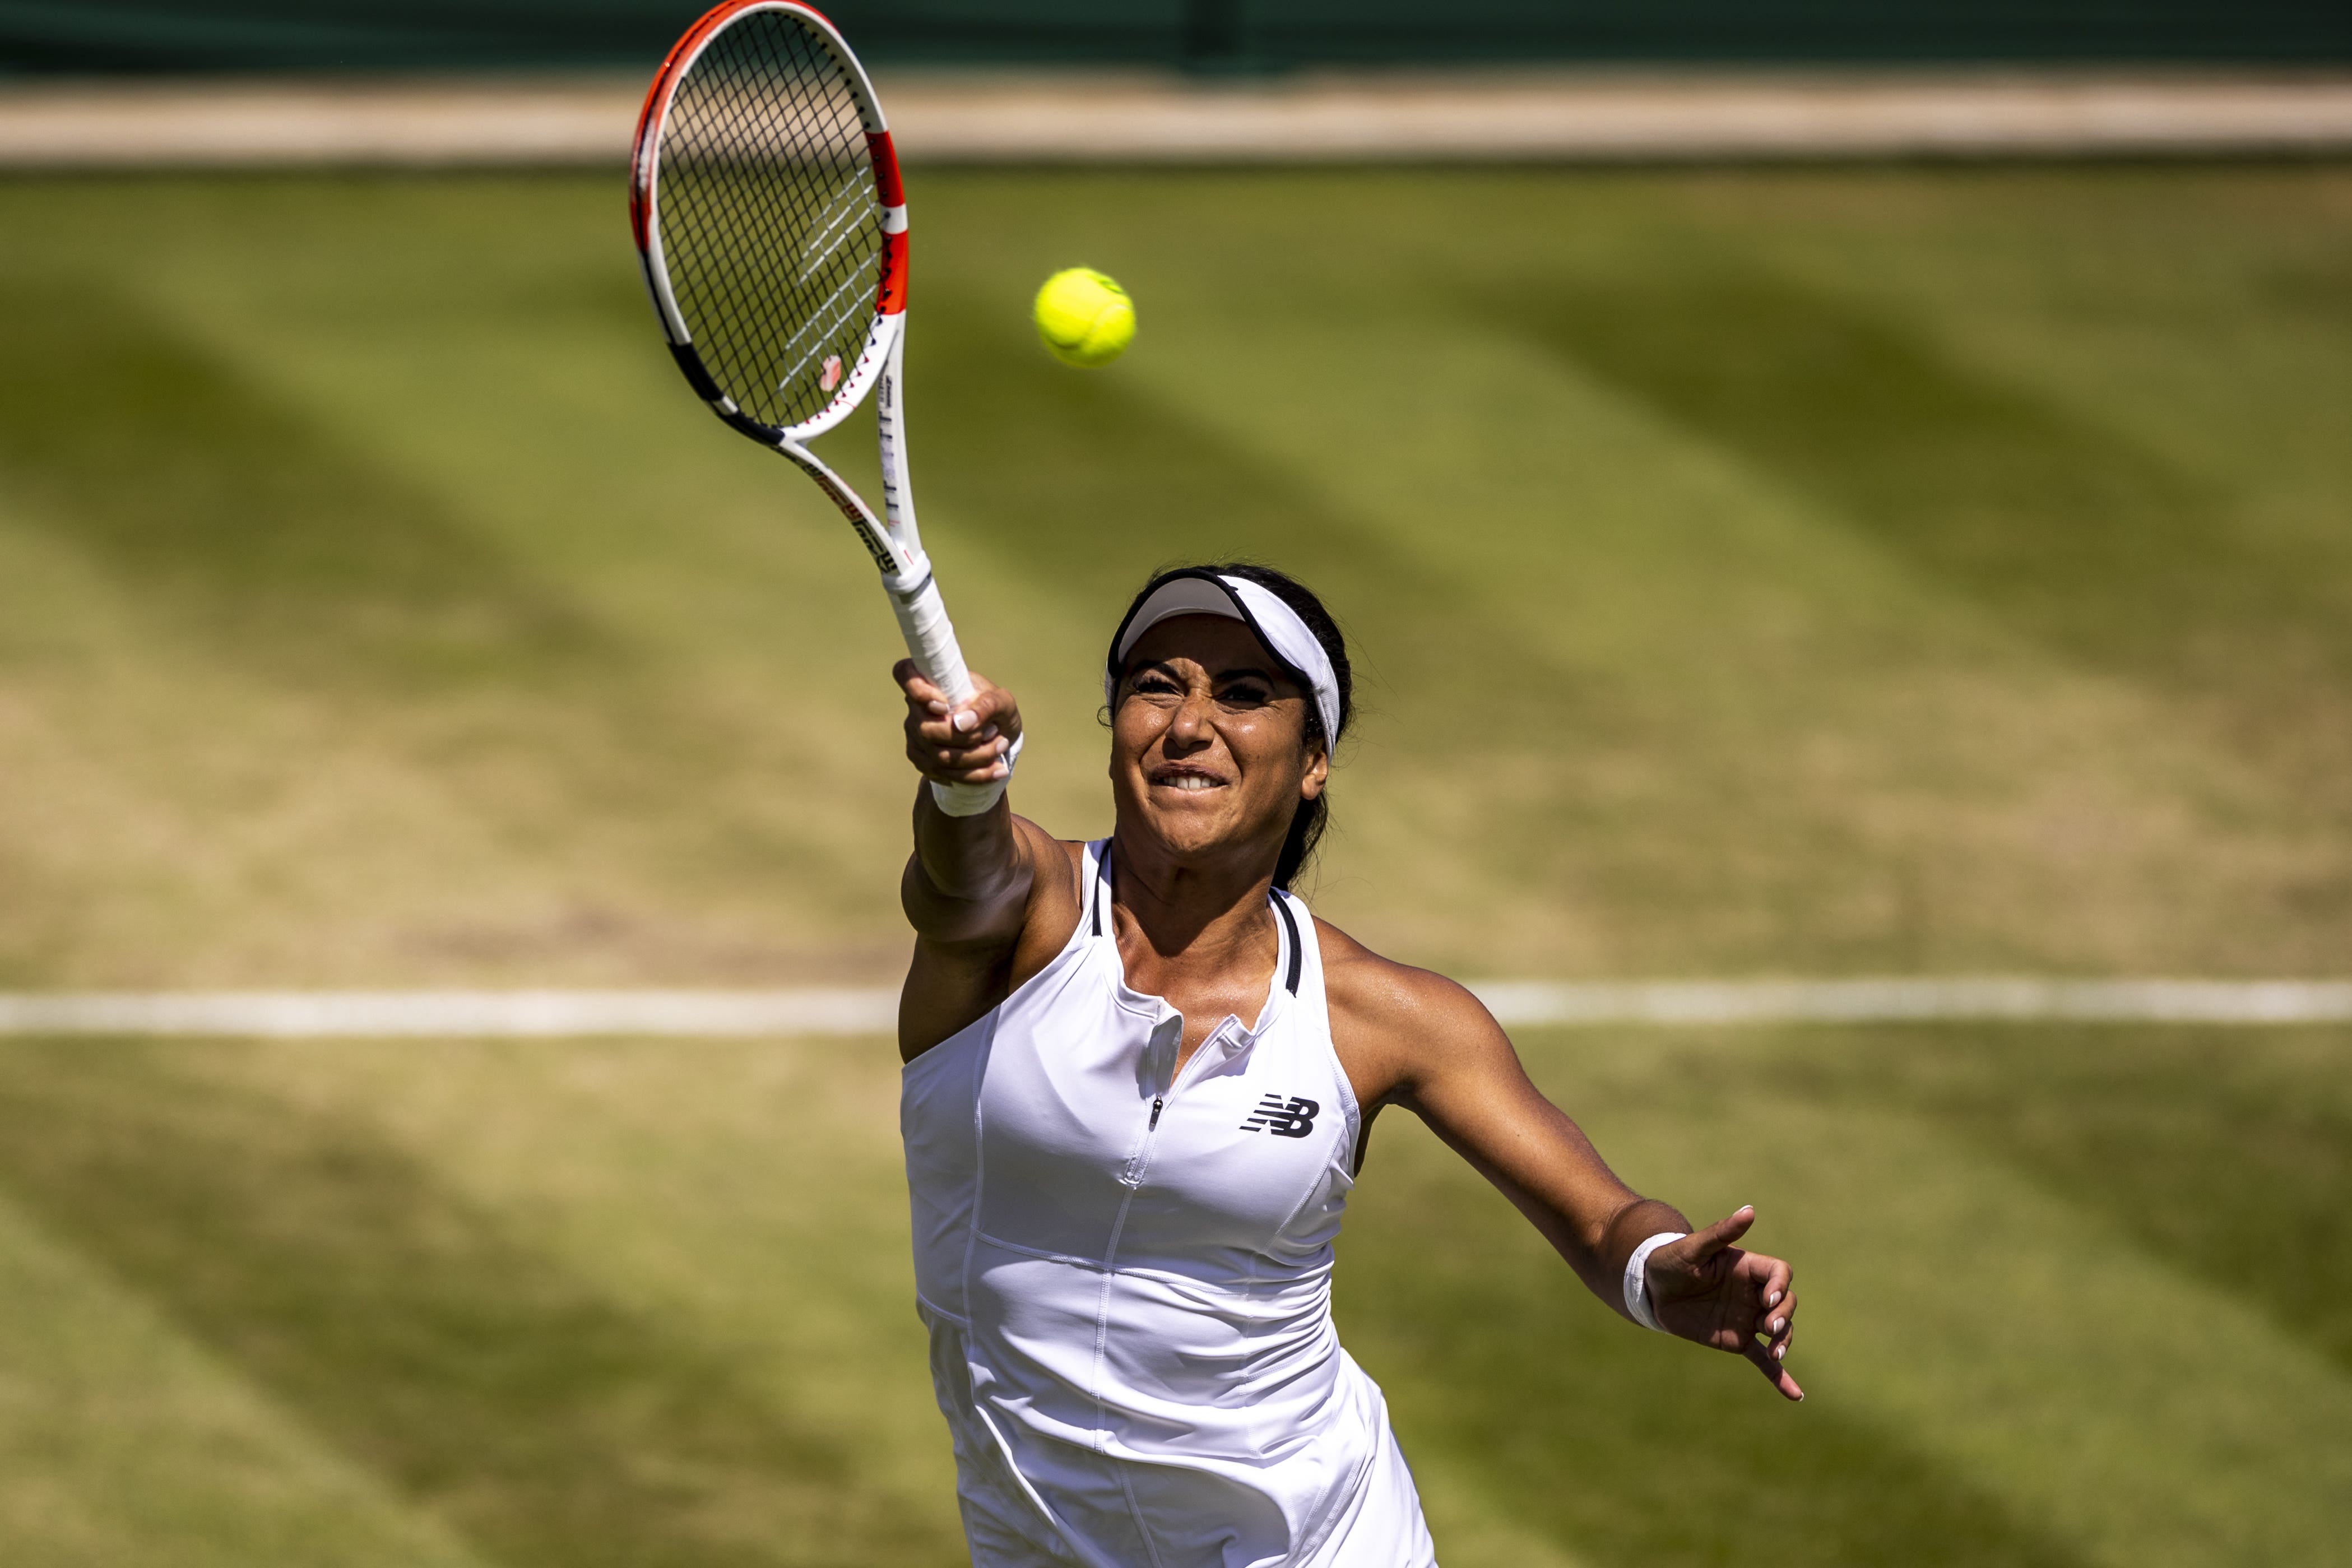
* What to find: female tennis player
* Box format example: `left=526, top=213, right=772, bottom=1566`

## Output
left=894, top=563, right=1801, bottom=1567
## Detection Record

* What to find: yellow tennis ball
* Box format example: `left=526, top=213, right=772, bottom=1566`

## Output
left=1033, top=267, right=1135, bottom=367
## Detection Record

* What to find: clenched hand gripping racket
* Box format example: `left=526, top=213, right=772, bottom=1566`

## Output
left=631, top=1, right=1001, bottom=814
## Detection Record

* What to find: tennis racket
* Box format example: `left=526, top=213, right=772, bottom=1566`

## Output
left=630, top=1, right=1000, bottom=814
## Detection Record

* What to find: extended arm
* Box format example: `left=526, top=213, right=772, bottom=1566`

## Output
left=894, top=662, right=1078, bottom=1061
left=897, top=660, right=1026, bottom=941
left=1332, top=949, right=1802, bottom=1400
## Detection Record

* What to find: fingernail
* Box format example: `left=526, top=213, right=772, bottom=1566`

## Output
left=1774, top=1345, right=1786, bottom=1361
left=1771, top=1318, right=1785, bottom=1335
left=953, top=711, right=977, bottom=732
left=1767, top=1291, right=1782, bottom=1308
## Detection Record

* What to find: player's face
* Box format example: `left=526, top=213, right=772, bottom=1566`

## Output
left=1110, top=615, right=1328, bottom=867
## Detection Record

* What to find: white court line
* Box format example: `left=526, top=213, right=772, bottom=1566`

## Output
left=0, top=990, right=898, bottom=1038
left=0, top=980, right=2346, bottom=1037
left=1471, top=978, right=2352, bottom=1027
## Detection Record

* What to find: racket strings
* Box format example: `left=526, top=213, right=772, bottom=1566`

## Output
left=670, top=24, right=861, bottom=350
left=656, top=12, right=887, bottom=431
left=669, top=27, right=867, bottom=412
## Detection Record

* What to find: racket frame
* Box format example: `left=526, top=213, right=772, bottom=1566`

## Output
left=629, top=0, right=925, bottom=586
left=631, top=1, right=995, bottom=809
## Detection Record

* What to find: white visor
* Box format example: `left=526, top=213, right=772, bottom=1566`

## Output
left=1105, top=572, right=1342, bottom=746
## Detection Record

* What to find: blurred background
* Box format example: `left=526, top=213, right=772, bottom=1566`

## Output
left=5, top=0, right=2352, bottom=71
left=1, top=4, right=2349, bottom=1568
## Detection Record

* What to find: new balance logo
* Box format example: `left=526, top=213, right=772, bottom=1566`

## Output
left=1240, top=1094, right=1319, bottom=1139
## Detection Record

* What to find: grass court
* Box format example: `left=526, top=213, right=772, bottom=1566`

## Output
left=0, top=163, right=2347, bottom=1566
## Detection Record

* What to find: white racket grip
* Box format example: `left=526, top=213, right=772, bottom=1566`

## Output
left=890, top=574, right=1004, bottom=817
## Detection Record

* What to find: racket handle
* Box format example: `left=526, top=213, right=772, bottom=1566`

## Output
left=890, top=574, right=1004, bottom=818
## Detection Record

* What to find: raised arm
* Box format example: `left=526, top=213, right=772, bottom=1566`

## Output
left=894, top=661, right=1080, bottom=1061
left=1328, top=944, right=1802, bottom=1400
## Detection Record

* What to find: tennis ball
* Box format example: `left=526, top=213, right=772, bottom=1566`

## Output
left=1033, top=267, right=1135, bottom=367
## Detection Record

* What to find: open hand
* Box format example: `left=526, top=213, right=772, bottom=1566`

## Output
left=897, top=660, right=1022, bottom=790
left=1647, top=1205, right=1802, bottom=1402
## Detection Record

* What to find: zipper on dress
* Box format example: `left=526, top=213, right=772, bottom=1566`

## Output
left=1148, top=1097, right=1163, bottom=1130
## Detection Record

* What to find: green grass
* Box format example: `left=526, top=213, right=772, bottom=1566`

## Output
left=0, top=165, right=2348, bottom=1566
left=0, top=1029, right=2345, bottom=1567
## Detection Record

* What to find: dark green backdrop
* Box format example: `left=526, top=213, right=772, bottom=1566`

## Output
left=4, top=0, right=2348, bottom=74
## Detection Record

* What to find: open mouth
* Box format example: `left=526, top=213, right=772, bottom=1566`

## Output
left=1149, top=767, right=1227, bottom=794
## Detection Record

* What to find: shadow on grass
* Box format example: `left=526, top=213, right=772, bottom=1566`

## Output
left=0, top=1042, right=966, bottom=1568
left=1338, top=1114, right=2091, bottom=1568
left=1773, top=1024, right=2352, bottom=1379
left=0, top=275, right=606, bottom=690
left=1519, top=265, right=2352, bottom=704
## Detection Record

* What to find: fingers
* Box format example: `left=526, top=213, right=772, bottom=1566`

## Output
left=1744, top=1254, right=1798, bottom=1399
left=893, top=658, right=939, bottom=706
left=911, top=743, right=1009, bottom=784
left=1741, top=1336, right=1804, bottom=1402
left=906, top=723, right=1011, bottom=784
left=1654, top=1209, right=1804, bottom=1404
left=1749, top=1254, right=1792, bottom=1334
left=1683, top=1204, right=1756, bottom=1261
left=897, top=662, right=1022, bottom=785
left=1756, top=1287, right=1798, bottom=1362
left=953, top=678, right=1020, bottom=736
left=1647, top=1210, right=1763, bottom=1339
left=897, top=664, right=1019, bottom=734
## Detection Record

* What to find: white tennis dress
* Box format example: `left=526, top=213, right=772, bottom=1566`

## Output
left=901, top=839, right=1437, bottom=1567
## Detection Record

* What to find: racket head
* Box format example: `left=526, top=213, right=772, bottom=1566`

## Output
left=631, top=1, right=908, bottom=447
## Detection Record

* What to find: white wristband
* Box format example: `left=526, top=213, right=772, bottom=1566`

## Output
left=1623, top=1231, right=1686, bottom=1333
left=930, top=732, right=1023, bottom=817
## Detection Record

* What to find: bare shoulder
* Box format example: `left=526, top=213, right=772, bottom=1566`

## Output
left=1315, top=916, right=1487, bottom=1029
left=1009, top=822, right=1087, bottom=961
left=1025, top=820, right=1087, bottom=887
left=901, top=819, right=1087, bottom=1063
left=1314, top=916, right=1512, bottom=1103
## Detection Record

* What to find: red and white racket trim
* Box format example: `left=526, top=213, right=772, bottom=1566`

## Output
left=628, top=0, right=902, bottom=443
left=633, top=1, right=1000, bottom=815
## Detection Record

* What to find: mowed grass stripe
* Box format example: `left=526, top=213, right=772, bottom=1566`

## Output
left=2, top=1024, right=2344, bottom=1568
left=204, top=1036, right=964, bottom=1539
left=0, top=190, right=931, bottom=982
left=1739, top=1096, right=2352, bottom=1568
left=1519, top=1027, right=2352, bottom=1568
left=1339, top=1108, right=2093, bottom=1568
left=1783, top=1026, right=2352, bottom=1381
left=1342, top=1027, right=2352, bottom=1568
left=1108, top=298, right=2327, bottom=976
left=908, top=169, right=2351, bottom=980
left=0, top=1041, right=968, bottom=1568
left=0, top=1186, right=499, bottom=1568
left=0, top=168, right=2346, bottom=1568
left=1, top=171, right=2347, bottom=989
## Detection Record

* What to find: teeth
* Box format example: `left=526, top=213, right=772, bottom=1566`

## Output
left=1162, top=774, right=1216, bottom=791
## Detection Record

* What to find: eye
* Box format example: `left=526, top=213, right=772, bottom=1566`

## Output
left=1130, top=671, right=1181, bottom=698
left=1218, top=681, right=1273, bottom=708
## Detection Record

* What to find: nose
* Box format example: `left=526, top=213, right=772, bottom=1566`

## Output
left=1163, top=686, right=1216, bottom=755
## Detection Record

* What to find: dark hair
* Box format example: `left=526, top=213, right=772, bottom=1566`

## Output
left=1110, top=562, right=1352, bottom=892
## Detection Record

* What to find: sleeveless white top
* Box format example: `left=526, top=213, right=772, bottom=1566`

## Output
left=901, top=840, right=1436, bottom=1568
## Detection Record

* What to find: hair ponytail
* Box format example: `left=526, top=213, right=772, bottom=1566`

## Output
left=1274, top=791, right=1327, bottom=894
